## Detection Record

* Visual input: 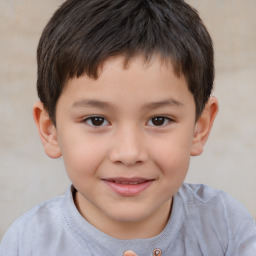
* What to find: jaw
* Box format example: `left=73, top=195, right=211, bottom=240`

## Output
left=74, top=179, right=172, bottom=239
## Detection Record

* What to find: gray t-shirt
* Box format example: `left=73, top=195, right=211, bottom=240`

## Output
left=1, top=183, right=256, bottom=256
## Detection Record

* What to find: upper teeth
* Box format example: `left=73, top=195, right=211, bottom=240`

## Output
left=114, top=181, right=140, bottom=185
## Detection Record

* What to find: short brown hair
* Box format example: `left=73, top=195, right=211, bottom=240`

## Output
left=37, top=0, right=214, bottom=124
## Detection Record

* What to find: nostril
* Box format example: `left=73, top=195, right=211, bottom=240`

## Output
left=114, top=159, right=144, bottom=167
left=108, top=132, right=148, bottom=165
left=109, top=148, right=148, bottom=166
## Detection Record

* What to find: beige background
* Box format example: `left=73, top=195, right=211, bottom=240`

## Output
left=0, top=0, right=255, bottom=240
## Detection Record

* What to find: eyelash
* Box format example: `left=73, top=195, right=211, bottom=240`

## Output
left=83, top=115, right=173, bottom=128
left=146, top=116, right=173, bottom=127
left=83, top=116, right=110, bottom=127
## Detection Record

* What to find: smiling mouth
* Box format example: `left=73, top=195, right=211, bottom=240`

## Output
left=113, top=180, right=143, bottom=185
left=104, top=177, right=153, bottom=184
left=103, top=177, right=154, bottom=196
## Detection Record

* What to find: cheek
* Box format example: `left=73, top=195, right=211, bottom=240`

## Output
left=159, top=149, right=190, bottom=178
left=58, top=133, right=108, bottom=179
left=150, top=134, right=192, bottom=178
left=157, top=149, right=190, bottom=196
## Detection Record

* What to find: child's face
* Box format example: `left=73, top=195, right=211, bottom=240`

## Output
left=39, top=55, right=214, bottom=238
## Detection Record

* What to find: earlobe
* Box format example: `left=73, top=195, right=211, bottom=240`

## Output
left=190, top=96, right=218, bottom=156
left=33, top=101, right=62, bottom=158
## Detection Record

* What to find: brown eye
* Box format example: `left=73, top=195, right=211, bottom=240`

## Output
left=147, top=116, right=171, bottom=126
left=85, top=116, right=109, bottom=127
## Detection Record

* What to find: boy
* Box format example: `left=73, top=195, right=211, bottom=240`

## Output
left=1, top=0, right=256, bottom=255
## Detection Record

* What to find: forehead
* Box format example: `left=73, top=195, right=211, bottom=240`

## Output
left=98, top=53, right=182, bottom=79
left=59, top=55, right=194, bottom=111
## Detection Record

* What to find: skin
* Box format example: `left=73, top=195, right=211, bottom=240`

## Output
left=34, top=55, right=218, bottom=241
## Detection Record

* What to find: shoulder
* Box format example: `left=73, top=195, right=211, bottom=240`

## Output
left=176, top=183, right=256, bottom=255
left=178, top=183, right=253, bottom=217
left=15, top=193, right=65, bottom=229
left=0, top=194, right=66, bottom=255
left=178, top=183, right=254, bottom=225
left=178, top=182, right=222, bottom=203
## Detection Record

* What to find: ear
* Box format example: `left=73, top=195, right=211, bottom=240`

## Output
left=33, top=101, right=62, bottom=158
left=190, top=96, right=218, bottom=156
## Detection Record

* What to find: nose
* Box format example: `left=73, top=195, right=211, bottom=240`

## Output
left=108, top=126, right=148, bottom=166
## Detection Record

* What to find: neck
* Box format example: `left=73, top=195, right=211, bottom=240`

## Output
left=75, top=192, right=172, bottom=240
left=112, top=203, right=172, bottom=239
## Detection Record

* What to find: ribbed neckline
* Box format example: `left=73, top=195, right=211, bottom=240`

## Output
left=63, top=185, right=184, bottom=255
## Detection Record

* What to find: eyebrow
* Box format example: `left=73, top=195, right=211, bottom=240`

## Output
left=142, top=98, right=184, bottom=110
left=71, top=98, right=183, bottom=110
left=72, top=99, right=111, bottom=109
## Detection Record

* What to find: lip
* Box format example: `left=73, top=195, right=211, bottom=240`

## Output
left=102, top=177, right=154, bottom=197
